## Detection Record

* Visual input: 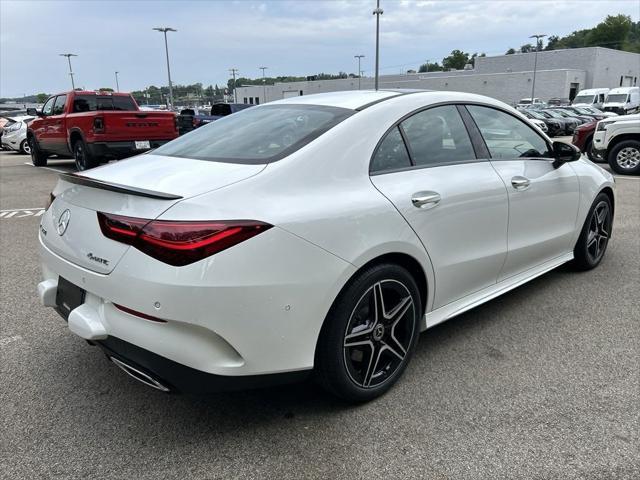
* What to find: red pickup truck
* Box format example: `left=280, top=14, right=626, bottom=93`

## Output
left=27, top=91, right=178, bottom=170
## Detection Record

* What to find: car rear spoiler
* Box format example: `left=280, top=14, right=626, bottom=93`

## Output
left=58, top=172, right=183, bottom=200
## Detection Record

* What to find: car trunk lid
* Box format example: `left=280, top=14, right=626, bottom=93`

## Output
left=42, top=155, right=266, bottom=273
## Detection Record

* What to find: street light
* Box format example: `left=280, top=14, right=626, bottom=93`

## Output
left=229, top=68, right=239, bottom=103
left=354, top=55, right=365, bottom=90
left=59, top=53, right=78, bottom=90
left=372, top=0, right=383, bottom=90
left=153, top=27, right=177, bottom=109
left=259, top=66, right=268, bottom=103
left=529, top=34, right=546, bottom=104
left=115, top=71, right=120, bottom=92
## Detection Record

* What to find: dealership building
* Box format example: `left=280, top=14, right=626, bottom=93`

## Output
left=235, top=47, right=640, bottom=106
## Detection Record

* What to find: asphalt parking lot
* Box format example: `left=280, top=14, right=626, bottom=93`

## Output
left=1, top=149, right=638, bottom=480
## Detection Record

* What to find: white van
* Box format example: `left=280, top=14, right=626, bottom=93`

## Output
left=603, top=87, right=640, bottom=115
left=572, top=88, right=609, bottom=109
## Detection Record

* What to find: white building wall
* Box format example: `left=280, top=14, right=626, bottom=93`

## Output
left=235, top=47, right=638, bottom=106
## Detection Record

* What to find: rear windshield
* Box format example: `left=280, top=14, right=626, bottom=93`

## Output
left=153, top=104, right=353, bottom=164
left=72, top=95, right=138, bottom=112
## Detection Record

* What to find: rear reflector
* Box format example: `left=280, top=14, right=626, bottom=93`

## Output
left=97, top=212, right=272, bottom=266
left=114, top=303, right=167, bottom=323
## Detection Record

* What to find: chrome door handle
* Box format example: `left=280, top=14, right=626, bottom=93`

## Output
left=411, top=191, right=441, bottom=209
left=511, top=176, right=531, bottom=190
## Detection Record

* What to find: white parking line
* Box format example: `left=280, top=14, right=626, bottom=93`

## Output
left=23, top=162, right=70, bottom=173
left=0, top=208, right=45, bottom=218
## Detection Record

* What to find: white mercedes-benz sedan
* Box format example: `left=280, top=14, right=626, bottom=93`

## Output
left=37, top=90, right=615, bottom=402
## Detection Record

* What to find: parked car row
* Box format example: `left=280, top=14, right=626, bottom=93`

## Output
left=520, top=105, right=615, bottom=137
left=516, top=87, right=640, bottom=115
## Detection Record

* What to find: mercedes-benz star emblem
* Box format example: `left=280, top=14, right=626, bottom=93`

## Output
left=56, top=209, right=71, bottom=236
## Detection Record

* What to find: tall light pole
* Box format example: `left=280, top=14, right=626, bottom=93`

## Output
left=372, top=0, right=383, bottom=90
left=354, top=55, right=365, bottom=89
left=229, top=68, right=239, bottom=103
left=115, top=71, right=120, bottom=92
left=59, top=53, right=77, bottom=90
left=153, top=27, right=176, bottom=109
left=529, top=34, right=546, bottom=103
left=259, top=66, right=268, bottom=103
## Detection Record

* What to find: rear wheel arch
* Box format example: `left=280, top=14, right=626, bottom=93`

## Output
left=68, top=129, right=84, bottom=150
left=600, top=186, right=615, bottom=218
left=314, top=251, right=429, bottom=361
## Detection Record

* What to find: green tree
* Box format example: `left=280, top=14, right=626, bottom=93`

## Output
left=505, top=48, right=516, bottom=55
left=98, top=87, right=114, bottom=92
left=442, top=49, right=470, bottom=70
left=418, top=62, right=443, bottom=72
left=520, top=44, right=534, bottom=53
left=586, top=14, right=632, bottom=50
left=36, top=93, right=49, bottom=103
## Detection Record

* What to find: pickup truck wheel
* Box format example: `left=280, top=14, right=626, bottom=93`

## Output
left=20, top=139, right=31, bottom=155
left=29, top=137, right=47, bottom=166
left=608, top=140, right=640, bottom=175
left=73, top=140, right=99, bottom=171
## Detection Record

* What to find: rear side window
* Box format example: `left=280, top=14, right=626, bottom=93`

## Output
left=371, top=127, right=411, bottom=173
left=153, top=104, right=353, bottom=164
left=52, top=95, right=67, bottom=115
left=400, top=105, right=476, bottom=167
left=211, top=104, right=232, bottom=116
left=72, top=95, right=137, bottom=112
left=467, top=105, right=551, bottom=159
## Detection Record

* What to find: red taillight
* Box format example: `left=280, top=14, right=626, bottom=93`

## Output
left=97, top=212, right=272, bottom=266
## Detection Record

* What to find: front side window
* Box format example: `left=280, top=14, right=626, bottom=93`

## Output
left=370, top=127, right=411, bottom=173
left=467, top=105, right=551, bottom=159
left=42, top=97, right=55, bottom=115
left=606, top=94, right=627, bottom=103
left=400, top=105, right=476, bottom=167
left=52, top=95, right=67, bottom=115
left=153, top=104, right=353, bottom=164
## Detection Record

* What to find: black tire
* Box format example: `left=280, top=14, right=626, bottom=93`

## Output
left=584, top=137, right=605, bottom=163
left=73, top=139, right=99, bottom=171
left=315, top=263, right=422, bottom=403
left=571, top=192, right=613, bottom=271
left=19, top=139, right=31, bottom=155
left=607, top=140, right=640, bottom=175
left=28, top=136, right=47, bottom=166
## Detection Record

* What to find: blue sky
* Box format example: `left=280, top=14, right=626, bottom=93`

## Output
left=1, top=0, right=638, bottom=97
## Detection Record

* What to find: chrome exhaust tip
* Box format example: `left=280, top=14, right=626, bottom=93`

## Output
left=110, top=356, right=171, bottom=392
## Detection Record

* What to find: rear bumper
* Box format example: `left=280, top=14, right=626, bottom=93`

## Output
left=97, top=336, right=310, bottom=393
left=86, top=139, right=172, bottom=159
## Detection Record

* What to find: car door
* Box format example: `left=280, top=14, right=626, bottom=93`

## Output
left=48, top=94, right=68, bottom=155
left=370, top=105, right=509, bottom=309
left=464, top=105, right=580, bottom=281
left=34, top=96, right=56, bottom=151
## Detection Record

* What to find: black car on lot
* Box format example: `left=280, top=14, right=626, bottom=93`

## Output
left=521, top=110, right=564, bottom=137
left=536, top=109, right=580, bottom=134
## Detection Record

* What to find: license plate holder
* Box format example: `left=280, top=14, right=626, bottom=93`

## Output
left=135, top=140, right=151, bottom=150
left=55, top=277, right=86, bottom=321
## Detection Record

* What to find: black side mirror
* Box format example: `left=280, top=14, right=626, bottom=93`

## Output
left=26, top=108, right=42, bottom=117
left=552, top=141, right=581, bottom=167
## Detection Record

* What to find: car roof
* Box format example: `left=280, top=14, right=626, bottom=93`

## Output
left=267, top=89, right=515, bottom=111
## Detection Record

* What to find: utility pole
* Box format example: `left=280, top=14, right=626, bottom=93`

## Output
left=229, top=68, right=239, bottom=103
left=354, top=55, right=365, bottom=89
left=529, top=34, right=546, bottom=103
left=115, top=71, right=120, bottom=92
left=372, top=0, right=383, bottom=90
left=59, top=53, right=78, bottom=90
left=153, top=27, right=177, bottom=109
left=259, top=66, right=268, bottom=103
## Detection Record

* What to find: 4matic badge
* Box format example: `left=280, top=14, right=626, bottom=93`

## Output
left=87, top=252, right=109, bottom=266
